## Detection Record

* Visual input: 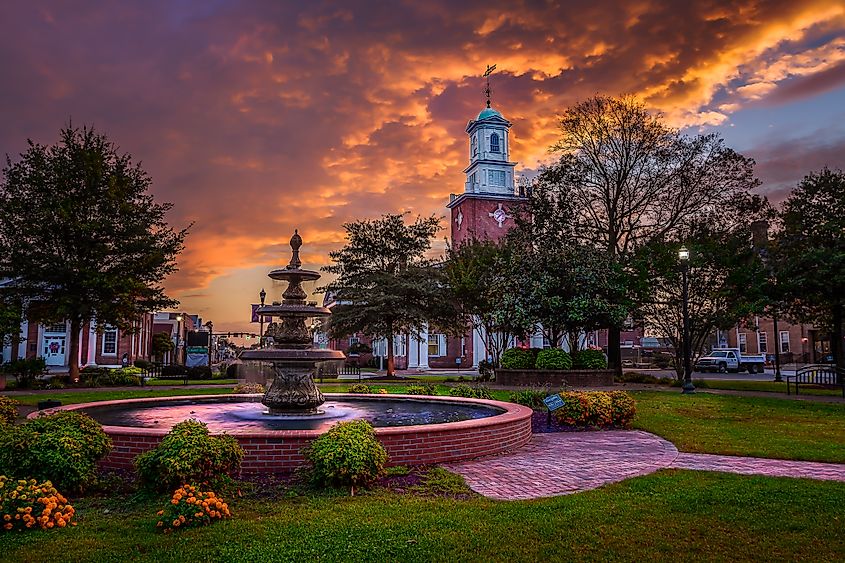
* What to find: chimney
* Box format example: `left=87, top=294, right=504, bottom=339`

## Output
left=750, top=220, right=769, bottom=250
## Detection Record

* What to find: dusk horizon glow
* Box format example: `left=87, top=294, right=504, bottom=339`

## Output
left=2, top=0, right=844, bottom=332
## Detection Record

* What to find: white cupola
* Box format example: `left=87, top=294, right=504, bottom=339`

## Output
left=463, top=103, right=517, bottom=196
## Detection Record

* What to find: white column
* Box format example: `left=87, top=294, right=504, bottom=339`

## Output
left=18, top=320, right=28, bottom=359
left=87, top=324, right=97, bottom=366
left=407, top=332, right=419, bottom=369
left=418, top=323, right=430, bottom=371
left=78, top=326, right=85, bottom=366
left=472, top=326, right=485, bottom=368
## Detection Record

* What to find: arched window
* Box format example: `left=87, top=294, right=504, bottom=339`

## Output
left=490, top=133, right=500, bottom=153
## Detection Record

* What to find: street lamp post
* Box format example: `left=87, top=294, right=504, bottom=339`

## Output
left=205, top=321, right=213, bottom=369
left=679, top=247, right=695, bottom=394
left=259, top=288, right=266, bottom=349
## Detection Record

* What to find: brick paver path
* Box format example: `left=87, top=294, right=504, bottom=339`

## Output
left=672, top=452, right=845, bottom=481
left=444, top=430, right=678, bottom=500
left=445, top=431, right=845, bottom=500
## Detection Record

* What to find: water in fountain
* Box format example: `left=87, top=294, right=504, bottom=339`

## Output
left=240, top=231, right=345, bottom=415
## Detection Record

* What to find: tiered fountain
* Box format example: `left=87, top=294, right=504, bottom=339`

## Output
left=240, top=230, right=344, bottom=414
left=38, top=230, right=532, bottom=473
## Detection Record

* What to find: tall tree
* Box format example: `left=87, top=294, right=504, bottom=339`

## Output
left=774, top=167, right=845, bottom=373
left=550, top=95, right=759, bottom=375
left=444, top=238, right=533, bottom=367
left=508, top=174, right=631, bottom=350
left=637, top=194, right=771, bottom=379
left=0, top=125, right=188, bottom=381
left=319, top=213, right=456, bottom=376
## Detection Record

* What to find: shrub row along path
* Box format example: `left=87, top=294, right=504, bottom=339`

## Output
left=444, top=430, right=845, bottom=500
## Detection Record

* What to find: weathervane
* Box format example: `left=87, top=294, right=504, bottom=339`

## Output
left=483, top=63, right=497, bottom=108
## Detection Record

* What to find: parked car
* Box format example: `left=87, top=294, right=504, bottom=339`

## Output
left=694, top=348, right=766, bottom=374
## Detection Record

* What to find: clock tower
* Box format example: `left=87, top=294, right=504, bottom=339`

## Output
left=447, top=101, right=521, bottom=247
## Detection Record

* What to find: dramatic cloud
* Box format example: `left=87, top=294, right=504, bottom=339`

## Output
left=1, top=0, right=843, bottom=330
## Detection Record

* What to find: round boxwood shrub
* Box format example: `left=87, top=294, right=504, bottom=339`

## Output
left=348, top=383, right=372, bottom=394
left=0, top=396, right=19, bottom=425
left=535, top=349, right=572, bottom=370
left=135, top=420, right=244, bottom=491
left=573, top=349, right=608, bottom=369
left=448, top=384, right=493, bottom=400
left=0, top=411, right=112, bottom=492
left=500, top=348, right=534, bottom=369
left=405, top=384, right=437, bottom=396
left=304, top=420, right=388, bottom=494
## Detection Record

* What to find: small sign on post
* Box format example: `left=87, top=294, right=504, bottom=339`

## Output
left=543, top=393, right=565, bottom=428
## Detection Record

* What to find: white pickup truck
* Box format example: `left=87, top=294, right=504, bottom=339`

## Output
left=694, top=348, right=767, bottom=374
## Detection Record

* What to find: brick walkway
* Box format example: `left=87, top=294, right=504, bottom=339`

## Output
left=444, top=430, right=678, bottom=500
left=445, top=431, right=845, bottom=500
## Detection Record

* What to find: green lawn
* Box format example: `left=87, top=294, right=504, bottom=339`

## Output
left=146, top=378, right=238, bottom=386
left=697, top=379, right=843, bottom=397
left=632, top=391, right=845, bottom=462
left=0, top=470, right=843, bottom=562
left=8, top=386, right=236, bottom=407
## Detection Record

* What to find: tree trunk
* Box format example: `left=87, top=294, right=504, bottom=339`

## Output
left=607, top=327, right=622, bottom=378
left=68, top=318, right=81, bottom=382
left=386, top=333, right=395, bottom=376
left=10, top=331, right=20, bottom=362
left=567, top=330, right=580, bottom=353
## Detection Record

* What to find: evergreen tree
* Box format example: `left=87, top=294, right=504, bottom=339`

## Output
left=0, top=125, right=188, bottom=380
left=774, top=167, right=845, bottom=372
left=320, top=213, right=456, bottom=376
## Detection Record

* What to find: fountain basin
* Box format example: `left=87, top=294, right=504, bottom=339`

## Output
left=33, top=394, right=532, bottom=473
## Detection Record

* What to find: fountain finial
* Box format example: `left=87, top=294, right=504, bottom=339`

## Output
left=287, top=229, right=302, bottom=270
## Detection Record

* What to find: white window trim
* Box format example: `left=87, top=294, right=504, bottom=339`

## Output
left=779, top=331, right=790, bottom=354
left=758, top=331, right=767, bottom=354
left=428, top=334, right=446, bottom=357
left=102, top=327, right=119, bottom=356
left=738, top=333, right=747, bottom=354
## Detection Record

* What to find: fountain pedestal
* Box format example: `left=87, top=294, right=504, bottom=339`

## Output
left=240, top=230, right=344, bottom=414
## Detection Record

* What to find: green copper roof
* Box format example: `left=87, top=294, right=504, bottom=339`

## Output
left=476, top=107, right=503, bottom=120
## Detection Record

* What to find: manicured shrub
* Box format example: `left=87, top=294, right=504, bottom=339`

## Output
left=0, top=411, right=112, bottom=492
left=476, top=360, right=495, bottom=381
left=133, top=359, right=153, bottom=370
left=160, top=364, right=189, bottom=377
left=535, top=349, right=572, bottom=370
left=0, top=358, right=46, bottom=389
left=348, top=383, right=372, bottom=394
left=405, top=384, right=438, bottom=396
left=135, top=420, right=243, bottom=491
left=0, top=396, right=19, bottom=425
left=500, top=348, right=535, bottom=369
left=608, top=391, right=636, bottom=428
left=232, top=382, right=265, bottom=394
left=155, top=484, right=231, bottom=533
left=573, top=349, right=608, bottom=369
left=186, top=366, right=212, bottom=380
left=376, top=388, right=388, bottom=394
left=509, top=389, right=559, bottom=410
left=552, top=391, right=636, bottom=428
left=0, top=477, right=76, bottom=531
left=304, top=420, right=388, bottom=494
left=448, top=384, right=493, bottom=400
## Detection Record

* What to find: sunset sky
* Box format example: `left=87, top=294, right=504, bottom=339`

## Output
left=2, top=1, right=844, bottom=332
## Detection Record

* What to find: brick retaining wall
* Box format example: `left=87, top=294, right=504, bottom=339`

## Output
left=36, top=394, right=533, bottom=474
left=495, top=369, right=614, bottom=387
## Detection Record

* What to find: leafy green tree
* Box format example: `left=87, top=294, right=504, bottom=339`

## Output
left=444, top=238, right=533, bottom=367
left=152, top=332, right=176, bottom=363
left=550, top=95, right=759, bottom=375
left=509, top=174, right=631, bottom=350
left=774, top=168, right=845, bottom=372
left=637, top=195, right=771, bottom=379
left=320, top=213, right=456, bottom=376
left=0, top=125, right=188, bottom=380
left=0, top=295, right=23, bottom=361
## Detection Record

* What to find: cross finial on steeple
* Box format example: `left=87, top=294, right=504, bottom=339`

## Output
left=483, top=64, right=497, bottom=108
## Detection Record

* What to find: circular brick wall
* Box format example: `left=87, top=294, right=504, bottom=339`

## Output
left=34, top=394, right=533, bottom=473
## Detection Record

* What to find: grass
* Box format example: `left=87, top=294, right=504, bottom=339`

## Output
left=698, top=379, right=843, bottom=397
left=7, top=386, right=236, bottom=407
left=145, top=378, right=238, bottom=386
left=632, top=391, right=845, bottom=462
left=0, top=471, right=843, bottom=562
